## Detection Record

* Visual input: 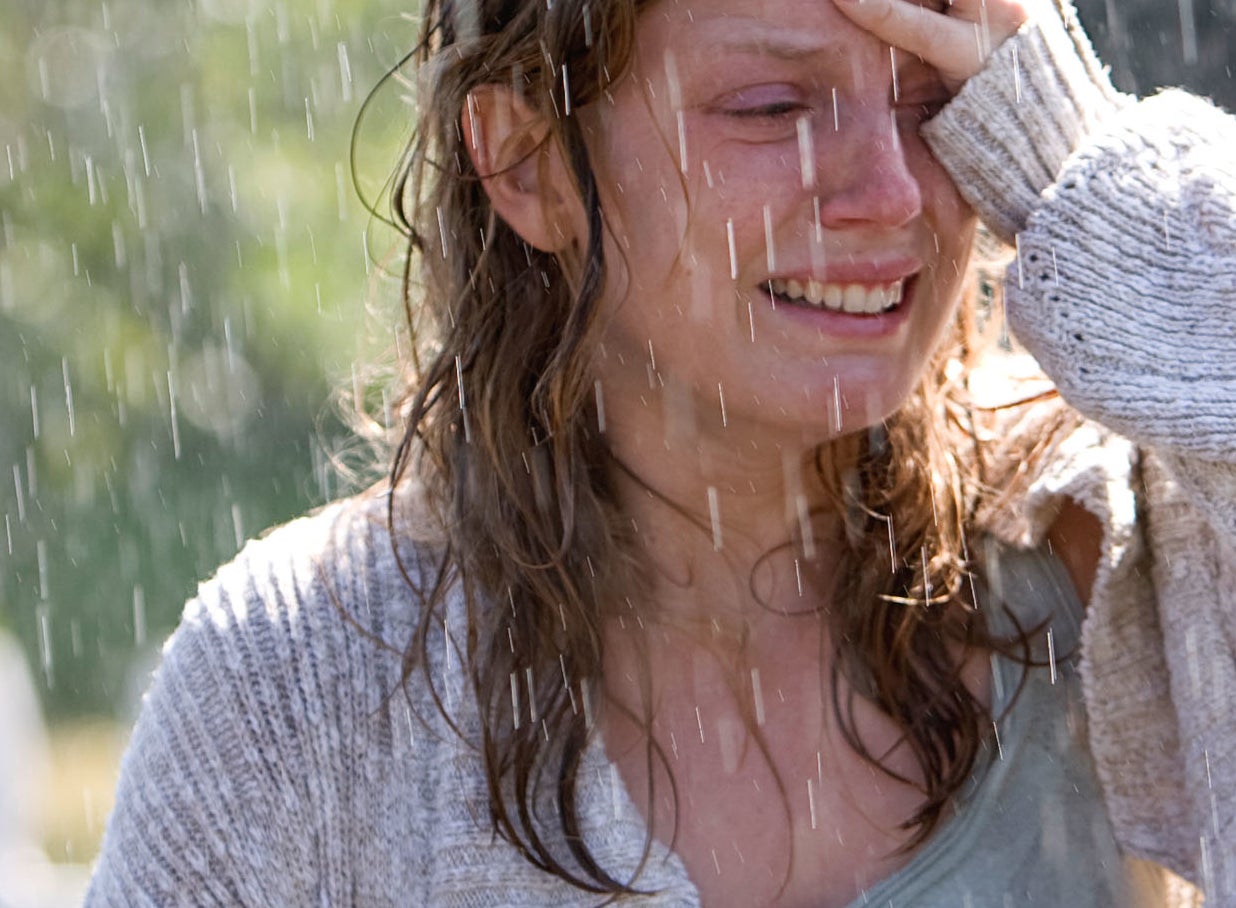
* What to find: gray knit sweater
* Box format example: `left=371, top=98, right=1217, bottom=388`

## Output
left=86, top=3, right=1236, bottom=905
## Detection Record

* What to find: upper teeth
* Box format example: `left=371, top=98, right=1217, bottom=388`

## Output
left=768, top=278, right=904, bottom=314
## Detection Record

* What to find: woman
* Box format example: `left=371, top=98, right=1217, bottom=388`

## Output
left=85, top=0, right=1235, bottom=904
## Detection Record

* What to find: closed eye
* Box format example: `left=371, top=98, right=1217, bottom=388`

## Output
left=726, top=101, right=807, bottom=120
left=710, top=84, right=809, bottom=123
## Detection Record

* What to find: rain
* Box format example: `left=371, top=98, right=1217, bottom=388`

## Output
left=1, top=0, right=410, bottom=901
left=1, top=0, right=1234, bottom=904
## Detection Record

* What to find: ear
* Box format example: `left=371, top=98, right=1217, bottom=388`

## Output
left=462, top=85, right=585, bottom=253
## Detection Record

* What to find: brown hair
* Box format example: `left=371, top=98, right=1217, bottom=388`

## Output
left=359, top=0, right=1029, bottom=893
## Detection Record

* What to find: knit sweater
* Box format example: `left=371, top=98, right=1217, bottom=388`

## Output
left=923, top=1, right=1236, bottom=897
left=87, top=3, right=1236, bottom=905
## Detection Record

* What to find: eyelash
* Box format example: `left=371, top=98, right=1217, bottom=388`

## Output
left=725, top=102, right=806, bottom=120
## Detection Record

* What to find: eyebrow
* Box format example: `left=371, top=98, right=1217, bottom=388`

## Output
left=689, top=19, right=844, bottom=61
left=713, top=36, right=831, bottom=61
left=706, top=35, right=840, bottom=61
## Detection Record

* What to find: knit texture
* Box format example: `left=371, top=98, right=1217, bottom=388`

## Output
left=926, top=0, right=1236, bottom=897
left=84, top=496, right=699, bottom=907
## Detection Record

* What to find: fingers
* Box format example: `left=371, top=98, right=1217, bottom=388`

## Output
left=833, top=0, right=1031, bottom=89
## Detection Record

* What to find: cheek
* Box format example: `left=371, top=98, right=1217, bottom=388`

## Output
left=913, top=148, right=976, bottom=240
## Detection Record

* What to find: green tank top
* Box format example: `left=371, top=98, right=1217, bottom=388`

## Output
left=843, top=541, right=1148, bottom=908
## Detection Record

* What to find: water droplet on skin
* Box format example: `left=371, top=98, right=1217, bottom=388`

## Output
left=763, top=203, right=776, bottom=274
left=726, top=218, right=738, bottom=280
left=707, top=486, right=722, bottom=551
left=797, top=115, right=815, bottom=190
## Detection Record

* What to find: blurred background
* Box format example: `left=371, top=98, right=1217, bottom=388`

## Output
left=1, top=0, right=1233, bottom=904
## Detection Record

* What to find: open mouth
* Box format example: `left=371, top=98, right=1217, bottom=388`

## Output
left=764, top=277, right=907, bottom=315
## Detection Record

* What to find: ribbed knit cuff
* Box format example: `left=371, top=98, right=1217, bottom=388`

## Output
left=923, top=0, right=1132, bottom=243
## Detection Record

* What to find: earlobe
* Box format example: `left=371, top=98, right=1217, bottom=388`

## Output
left=462, top=85, right=584, bottom=253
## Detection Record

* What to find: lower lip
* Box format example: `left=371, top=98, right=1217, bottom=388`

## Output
left=756, top=276, right=917, bottom=340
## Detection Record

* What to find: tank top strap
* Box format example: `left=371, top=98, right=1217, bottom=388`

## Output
left=974, top=536, right=1086, bottom=659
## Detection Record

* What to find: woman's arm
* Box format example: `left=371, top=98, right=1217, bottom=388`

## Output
left=838, top=2, right=1236, bottom=890
left=84, top=590, right=315, bottom=907
left=839, top=0, right=1236, bottom=526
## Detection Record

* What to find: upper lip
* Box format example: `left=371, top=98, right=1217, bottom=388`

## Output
left=763, top=257, right=923, bottom=286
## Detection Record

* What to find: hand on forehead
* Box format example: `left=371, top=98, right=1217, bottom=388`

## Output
left=831, top=0, right=1032, bottom=92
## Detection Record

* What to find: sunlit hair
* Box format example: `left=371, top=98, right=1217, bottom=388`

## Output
left=356, top=0, right=1038, bottom=893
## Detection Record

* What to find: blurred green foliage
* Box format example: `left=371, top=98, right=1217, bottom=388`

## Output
left=0, top=0, right=414, bottom=719
left=0, top=0, right=1232, bottom=722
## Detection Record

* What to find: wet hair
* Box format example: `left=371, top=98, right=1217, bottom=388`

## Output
left=359, top=0, right=1032, bottom=894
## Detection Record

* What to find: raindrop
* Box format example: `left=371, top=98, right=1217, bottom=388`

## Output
left=167, top=369, right=182, bottom=459
left=831, top=376, right=842, bottom=434
left=63, top=357, right=76, bottom=437
left=30, top=384, right=40, bottom=440
left=137, top=125, right=151, bottom=177
left=133, top=585, right=146, bottom=647
left=36, top=603, right=54, bottom=688
left=191, top=129, right=207, bottom=213
left=1047, top=628, right=1057, bottom=685
left=525, top=666, right=536, bottom=723
left=594, top=379, right=606, bottom=433
left=609, top=764, right=622, bottom=818
left=336, top=42, right=353, bottom=102
left=726, top=218, right=738, bottom=280
left=37, top=539, right=49, bottom=601
left=790, top=494, right=813, bottom=561
left=26, top=448, right=37, bottom=499
left=707, top=486, right=722, bottom=551
left=582, top=680, right=594, bottom=729
left=796, top=115, right=815, bottom=190
left=455, top=354, right=471, bottom=442
left=231, top=504, right=244, bottom=549
left=1012, top=45, right=1022, bottom=103
left=763, top=204, right=776, bottom=273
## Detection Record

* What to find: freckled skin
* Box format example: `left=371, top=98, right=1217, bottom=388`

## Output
left=586, top=2, right=982, bottom=905
left=585, top=0, right=977, bottom=491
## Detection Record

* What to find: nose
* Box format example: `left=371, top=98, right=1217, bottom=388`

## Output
left=812, top=107, right=923, bottom=230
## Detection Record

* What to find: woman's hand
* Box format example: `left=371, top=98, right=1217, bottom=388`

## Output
left=832, top=0, right=1037, bottom=94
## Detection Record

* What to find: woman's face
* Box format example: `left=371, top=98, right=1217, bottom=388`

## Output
left=585, top=0, right=977, bottom=451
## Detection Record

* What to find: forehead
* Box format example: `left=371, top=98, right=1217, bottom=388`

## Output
left=636, top=0, right=892, bottom=67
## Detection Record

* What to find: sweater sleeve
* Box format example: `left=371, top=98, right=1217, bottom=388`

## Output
left=81, top=502, right=398, bottom=907
left=925, top=0, right=1236, bottom=538
left=926, top=3, right=1236, bottom=892
left=83, top=586, right=320, bottom=907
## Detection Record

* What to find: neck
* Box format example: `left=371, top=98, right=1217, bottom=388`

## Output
left=602, top=383, right=850, bottom=655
